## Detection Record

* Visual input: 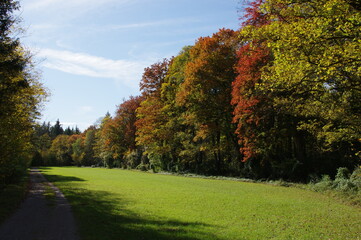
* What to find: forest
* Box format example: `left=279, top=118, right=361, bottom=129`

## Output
left=1, top=0, right=361, bottom=188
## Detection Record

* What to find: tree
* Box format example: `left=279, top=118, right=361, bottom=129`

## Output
left=82, top=127, right=97, bottom=166
left=231, top=0, right=285, bottom=178
left=49, top=135, right=72, bottom=166
left=114, top=96, right=143, bottom=168
left=239, top=0, right=361, bottom=177
left=94, top=113, right=116, bottom=168
left=159, top=46, right=193, bottom=172
left=71, top=135, right=84, bottom=166
left=64, top=127, right=73, bottom=135
left=34, top=122, right=51, bottom=136
left=136, top=59, right=171, bottom=171
left=0, top=0, right=46, bottom=185
left=50, top=119, right=64, bottom=138
left=139, top=59, right=171, bottom=97
left=177, top=29, right=241, bottom=175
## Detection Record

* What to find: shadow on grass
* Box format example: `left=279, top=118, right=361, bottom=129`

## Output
left=38, top=167, right=86, bottom=183
left=43, top=174, right=86, bottom=183
left=42, top=173, right=220, bottom=240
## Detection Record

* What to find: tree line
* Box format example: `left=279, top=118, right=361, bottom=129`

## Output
left=32, top=0, right=360, bottom=181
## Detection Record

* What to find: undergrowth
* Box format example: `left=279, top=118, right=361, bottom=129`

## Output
left=309, top=166, right=361, bottom=206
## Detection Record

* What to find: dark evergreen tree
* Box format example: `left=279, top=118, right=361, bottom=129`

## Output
left=75, top=126, right=81, bottom=134
left=64, top=127, right=73, bottom=135
left=50, top=119, right=64, bottom=138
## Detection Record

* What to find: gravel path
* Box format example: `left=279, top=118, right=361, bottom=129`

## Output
left=0, top=168, right=80, bottom=240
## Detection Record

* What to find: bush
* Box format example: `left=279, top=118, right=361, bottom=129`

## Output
left=335, top=167, right=350, bottom=180
left=136, top=163, right=149, bottom=171
left=333, top=167, right=357, bottom=192
left=312, top=175, right=333, bottom=192
left=350, top=167, right=361, bottom=188
left=310, top=166, right=361, bottom=199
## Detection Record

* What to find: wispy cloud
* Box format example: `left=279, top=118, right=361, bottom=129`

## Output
left=23, top=0, right=129, bottom=12
left=79, top=106, right=94, bottom=114
left=38, top=49, right=148, bottom=90
left=107, top=17, right=201, bottom=30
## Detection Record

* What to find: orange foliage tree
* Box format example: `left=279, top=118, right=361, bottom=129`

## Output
left=177, top=29, right=241, bottom=174
left=136, top=59, right=171, bottom=170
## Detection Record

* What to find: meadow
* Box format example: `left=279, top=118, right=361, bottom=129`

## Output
left=40, top=167, right=361, bottom=240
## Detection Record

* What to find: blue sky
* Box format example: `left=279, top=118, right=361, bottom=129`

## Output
left=20, top=0, right=242, bottom=131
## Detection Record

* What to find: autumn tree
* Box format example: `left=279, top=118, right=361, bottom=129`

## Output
left=114, top=96, right=143, bottom=168
left=237, top=0, right=361, bottom=178
left=159, top=46, right=193, bottom=172
left=177, top=29, right=241, bottom=175
left=232, top=0, right=284, bottom=178
left=49, top=135, right=72, bottom=166
left=94, top=113, right=116, bottom=168
left=136, top=59, right=171, bottom=171
left=32, top=121, right=85, bottom=166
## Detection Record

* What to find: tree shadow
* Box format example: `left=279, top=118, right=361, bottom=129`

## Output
left=43, top=174, right=85, bottom=183
left=42, top=173, right=221, bottom=240
left=38, top=167, right=86, bottom=182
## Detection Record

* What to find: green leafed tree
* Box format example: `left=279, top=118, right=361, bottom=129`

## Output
left=93, top=113, right=115, bottom=168
left=0, top=0, right=47, bottom=185
left=82, top=127, right=97, bottom=166
left=49, top=135, right=72, bottom=166
left=240, top=0, right=361, bottom=176
left=159, top=46, right=193, bottom=172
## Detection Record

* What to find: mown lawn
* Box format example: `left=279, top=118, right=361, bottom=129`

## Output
left=40, top=167, right=361, bottom=240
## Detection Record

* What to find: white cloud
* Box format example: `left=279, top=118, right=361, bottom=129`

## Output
left=23, top=0, right=129, bottom=12
left=79, top=106, right=94, bottom=114
left=108, top=17, right=201, bottom=30
left=38, top=48, right=148, bottom=90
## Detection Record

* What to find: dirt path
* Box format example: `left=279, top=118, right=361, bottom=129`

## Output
left=0, top=168, right=79, bottom=240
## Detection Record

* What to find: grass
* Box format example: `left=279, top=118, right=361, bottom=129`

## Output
left=40, top=167, right=361, bottom=240
left=0, top=174, right=28, bottom=224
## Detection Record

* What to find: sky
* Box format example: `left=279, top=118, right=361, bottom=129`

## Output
left=19, top=0, right=242, bottom=131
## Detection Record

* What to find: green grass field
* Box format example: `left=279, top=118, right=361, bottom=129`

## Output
left=40, top=167, right=361, bottom=240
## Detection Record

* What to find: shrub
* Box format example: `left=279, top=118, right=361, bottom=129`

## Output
left=333, top=167, right=357, bottom=192
left=136, top=163, right=149, bottom=171
left=335, top=167, right=350, bottom=180
left=350, top=166, right=361, bottom=188
left=312, top=175, right=333, bottom=192
left=310, top=166, right=361, bottom=199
